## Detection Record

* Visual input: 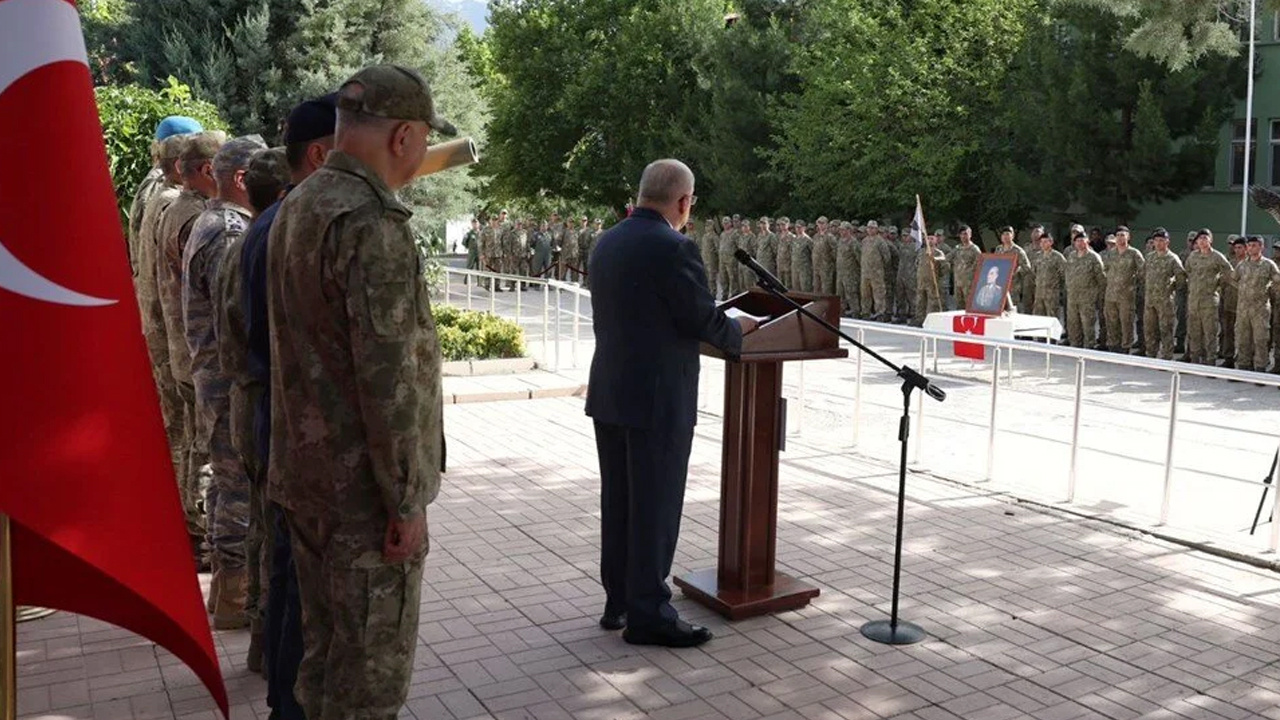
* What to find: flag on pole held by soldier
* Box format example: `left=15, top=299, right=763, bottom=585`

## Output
left=0, top=0, right=227, bottom=713
left=910, top=195, right=927, bottom=249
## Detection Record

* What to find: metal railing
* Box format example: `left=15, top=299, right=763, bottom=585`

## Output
left=438, top=270, right=1280, bottom=556
left=441, top=267, right=590, bottom=372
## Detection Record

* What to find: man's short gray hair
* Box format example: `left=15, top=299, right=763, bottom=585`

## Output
left=636, top=159, right=694, bottom=205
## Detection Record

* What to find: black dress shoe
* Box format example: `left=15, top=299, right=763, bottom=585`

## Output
left=599, top=611, right=625, bottom=630
left=623, top=619, right=712, bottom=648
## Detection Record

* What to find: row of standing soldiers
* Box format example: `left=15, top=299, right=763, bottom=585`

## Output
left=466, top=212, right=606, bottom=286
left=693, top=216, right=1280, bottom=373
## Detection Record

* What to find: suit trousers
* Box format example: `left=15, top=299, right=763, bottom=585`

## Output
left=594, top=420, right=694, bottom=629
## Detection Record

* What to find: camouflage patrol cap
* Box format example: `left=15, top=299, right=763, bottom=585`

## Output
left=338, top=64, right=458, bottom=136
left=213, top=135, right=268, bottom=177
left=179, top=131, right=226, bottom=171
left=759, top=216, right=770, bottom=223
left=817, top=216, right=829, bottom=223
left=721, top=215, right=731, bottom=223
left=840, top=221, right=852, bottom=229
left=1228, top=234, right=1240, bottom=243
left=732, top=214, right=742, bottom=221
left=1105, top=234, right=1117, bottom=244
left=778, top=216, right=790, bottom=224
left=1187, top=230, right=1199, bottom=241
left=796, top=219, right=807, bottom=227
left=246, top=147, right=290, bottom=189
left=867, top=220, right=879, bottom=229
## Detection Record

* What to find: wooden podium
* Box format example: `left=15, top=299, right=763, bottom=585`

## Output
left=673, top=289, right=848, bottom=619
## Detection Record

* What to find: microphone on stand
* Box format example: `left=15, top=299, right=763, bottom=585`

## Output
left=733, top=249, right=788, bottom=292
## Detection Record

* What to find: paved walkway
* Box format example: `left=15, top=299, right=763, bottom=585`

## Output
left=17, top=397, right=1280, bottom=719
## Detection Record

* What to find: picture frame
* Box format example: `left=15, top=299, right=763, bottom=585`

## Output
left=966, top=253, right=1019, bottom=316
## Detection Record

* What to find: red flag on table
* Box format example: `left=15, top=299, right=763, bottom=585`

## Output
left=953, top=315, right=987, bottom=360
left=0, top=0, right=227, bottom=714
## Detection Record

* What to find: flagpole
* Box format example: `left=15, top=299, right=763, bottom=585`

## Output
left=0, top=513, right=16, bottom=720
left=1240, top=0, right=1257, bottom=236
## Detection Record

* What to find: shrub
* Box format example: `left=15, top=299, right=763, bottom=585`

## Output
left=95, top=77, right=227, bottom=225
left=432, top=307, right=527, bottom=362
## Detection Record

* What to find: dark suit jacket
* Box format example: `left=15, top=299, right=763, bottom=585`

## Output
left=586, top=207, right=742, bottom=430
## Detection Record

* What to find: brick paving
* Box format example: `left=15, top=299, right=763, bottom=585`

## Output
left=17, top=397, right=1280, bottom=719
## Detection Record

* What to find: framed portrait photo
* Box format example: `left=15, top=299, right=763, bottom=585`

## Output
left=967, top=253, right=1019, bottom=316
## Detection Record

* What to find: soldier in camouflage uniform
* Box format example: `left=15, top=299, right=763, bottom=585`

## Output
left=774, top=217, right=794, bottom=290
left=994, top=226, right=1031, bottom=311
left=948, top=225, right=981, bottom=311
left=558, top=214, right=581, bottom=283
left=1032, top=232, right=1066, bottom=320
left=185, top=136, right=265, bottom=629
left=717, top=215, right=738, bottom=299
left=737, top=217, right=757, bottom=292
left=1101, top=227, right=1145, bottom=353
left=267, top=66, right=448, bottom=720
left=836, top=222, right=861, bottom=317
left=1176, top=230, right=1196, bottom=354
left=157, top=132, right=224, bottom=563
left=1184, top=230, right=1235, bottom=365
left=792, top=220, right=814, bottom=293
left=576, top=216, right=593, bottom=272
left=754, top=217, right=777, bottom=290
left=860, top=221, right=892, bottom=319
left=217, top=147, right=290, bottom=672
left=1222, top=237, right=1247, bottom=366
left=1141, top=228, right=1185, bottom=361
left=700, top=219, right=720, bottom=298
left=812, top=217, right=836, bottom=296
left=1065, top=231, right=1105, bottom=348
left=913, top=231, right=948, bottom=325
left=1022, top=224, right=1044, bottom=312
left=129, top=117, right=203, bottom=276
left=479, top=217, right=499, bottom=289
left=135, top=135, right=197, bottom=556
left=1272, top=241, right=1280, bottom=372
left=894, top=231, right=917, bottom=322
left=1233, top=236, right=1280, bottom=372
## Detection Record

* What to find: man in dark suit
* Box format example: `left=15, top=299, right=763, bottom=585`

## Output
left=586, top=159, right=756, bottom=648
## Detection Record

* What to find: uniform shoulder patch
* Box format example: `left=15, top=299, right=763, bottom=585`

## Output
left=223, top=208, right=248, bottom=235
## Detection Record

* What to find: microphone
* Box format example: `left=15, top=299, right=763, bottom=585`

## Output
left=734, top=249, right=789, bottom=292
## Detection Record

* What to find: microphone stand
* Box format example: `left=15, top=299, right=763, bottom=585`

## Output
left=744, top=272, right=943, bottom=645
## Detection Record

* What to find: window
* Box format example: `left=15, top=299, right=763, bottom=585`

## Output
left=1272, top=119, right=1280, bottom=186
left=1231, top=119, right=1257, bottom=187
left=1274, top=10, right=1279, bottom=41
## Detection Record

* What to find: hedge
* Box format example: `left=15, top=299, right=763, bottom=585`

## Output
left=433, top=306, right=526, bottom=361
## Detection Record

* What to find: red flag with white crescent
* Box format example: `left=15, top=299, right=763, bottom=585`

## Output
left=952, top=315, right=987, bottom=360
left=0, top=0, right=227, bottom=714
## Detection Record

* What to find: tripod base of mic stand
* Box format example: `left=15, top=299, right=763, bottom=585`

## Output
left=860, top=619, right=926, bottom=645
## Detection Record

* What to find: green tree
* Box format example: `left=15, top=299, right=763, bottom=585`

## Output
left=1066, top=0, right=1276, bottom=70
left=95, top=78, right=227, bottom=222
left=476, top=0, right=726, bottom=213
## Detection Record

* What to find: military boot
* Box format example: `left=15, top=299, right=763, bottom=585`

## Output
left=211, top=566, right=250, bottom=630
left=246, top=628, right=265, bottom=676
left=205, top=555, right=220, bottom=614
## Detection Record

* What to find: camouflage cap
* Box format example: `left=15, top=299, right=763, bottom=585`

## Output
left=721, top=215, right=731, bottom=223
left=213, top=135, right=268, bottom=177
left=338, top=64, right=458, bottom=136
left=1187, top=230, right=1199, bottom=241
left=1233, top=236, right=1248, bottom=246
left=867, top=220, right=879, bottom=229
left=840, top=221, right=852, bottom=229
left=246, top=147, right=291, bottom=189
left=817, top=216, right=829, bottom=223
left=796, top=219, right=807, bottom=226
left=758, top=216, right=770, bottom=223
left=179, top=131, right=226, bottom=170
left=1105, top=234, right=1117, bottom=244
left=732, top=213, right=742, bottom=220
left=1228, top=234, right=1240, bottom=243
left=778, top=216, right=790, bottom=224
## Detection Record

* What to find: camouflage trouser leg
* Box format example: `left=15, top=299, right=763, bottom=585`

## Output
left=1236, top=308, right=1270, bottom=372
left=1221, top=310, right=1237, bottom=361
left=955, top=284, right=971, bottom=314
left=1187, top=300, right=1218, bottom=365
left=1175, top=288, right=1188, bottom=350
left=839, top=275, right=860, bottom=317
left=1067, top=299, right=1097, bottom=348
left=1134, top=285, right=1145, bottom=346
left=894, top=280, right=913, bottom=320
left=860, top=278, right=875, bottom=317
left=178, top=382, right=209, bottom=545
left=718, top=266, right=736, bottom=300
left=1032, top=296, right=1060, bottom=323
left=914, top=284, right=941, bottom=326
left=246, top=468, right=270, bottom=633
left=1104, top=299, right=1121, bottom=351
left=287, top=513, right=424, bottom=720
left=1271, top=303, right=1280, bottom=372
left=203, top=402, right=248, bottom=569
left=818, top=271, right=836, bottom=297
left=1022, top=280, right=1036, bottom=316
left=1117, top=297, right=1136, bottom=352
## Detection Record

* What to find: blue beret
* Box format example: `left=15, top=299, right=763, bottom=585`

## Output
left=154, top=116, right=204, bottom=140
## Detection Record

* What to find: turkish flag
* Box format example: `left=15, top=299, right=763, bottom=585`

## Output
left=0, top=0, right=227, bottom=715
left=953, top=315, right=987, bottom=360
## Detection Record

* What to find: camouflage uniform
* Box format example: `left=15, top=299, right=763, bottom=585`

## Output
left=754, top=219, right=778, bottom=290
left=700, top=224, right=720, bottom=298
left=994, top=242, right=1031, bottom=310
left=267, top=149, right=441, bottom=720
left=558, top=221, right=580, bottom=282
left=913, top=242, right=948, bottom=325
left=1032, top=248, right=1066, bottom=320
left=860, top=228, right=892, bottom=318
left=1175, top=234, right=1195, bottom=352
left=948, top=242, right=981, bottom=311
left=1065, top=248, right=1105, bottom=348
left=1142, top=249, right=1185, bottom=360
left=185, top=199, right=253, bottom=585
left=479, top=222, right=498, bottom=288
left=134, top=166, right=189, bottom=536
left=1233, top=255, right=1280, bottom=371
left=812, top=222, right=837, bottom=295
left=895, top=237, right=917, bottom=321
left=717, top=218, right=738, bottom=299
left=1222, top=251, right=1243, bottom=364
left=128, top=166, right=165, bottom=277
left=775, top=221, right=794, bottom=290
left=792, top=229, right=814, bottom=293
left=737, top=226, right=757, bottom=292
left=1022, top=235, right=1043, bottom=312
left=836, top=224, right=861, bottom=317
left=1184, top=249, right=1234, bottom=365
left=1102, top=245, right=1144, bottom=352
left=156, top=184, right=213, bottom=543
left=576, top=221, right=593, bottom=271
